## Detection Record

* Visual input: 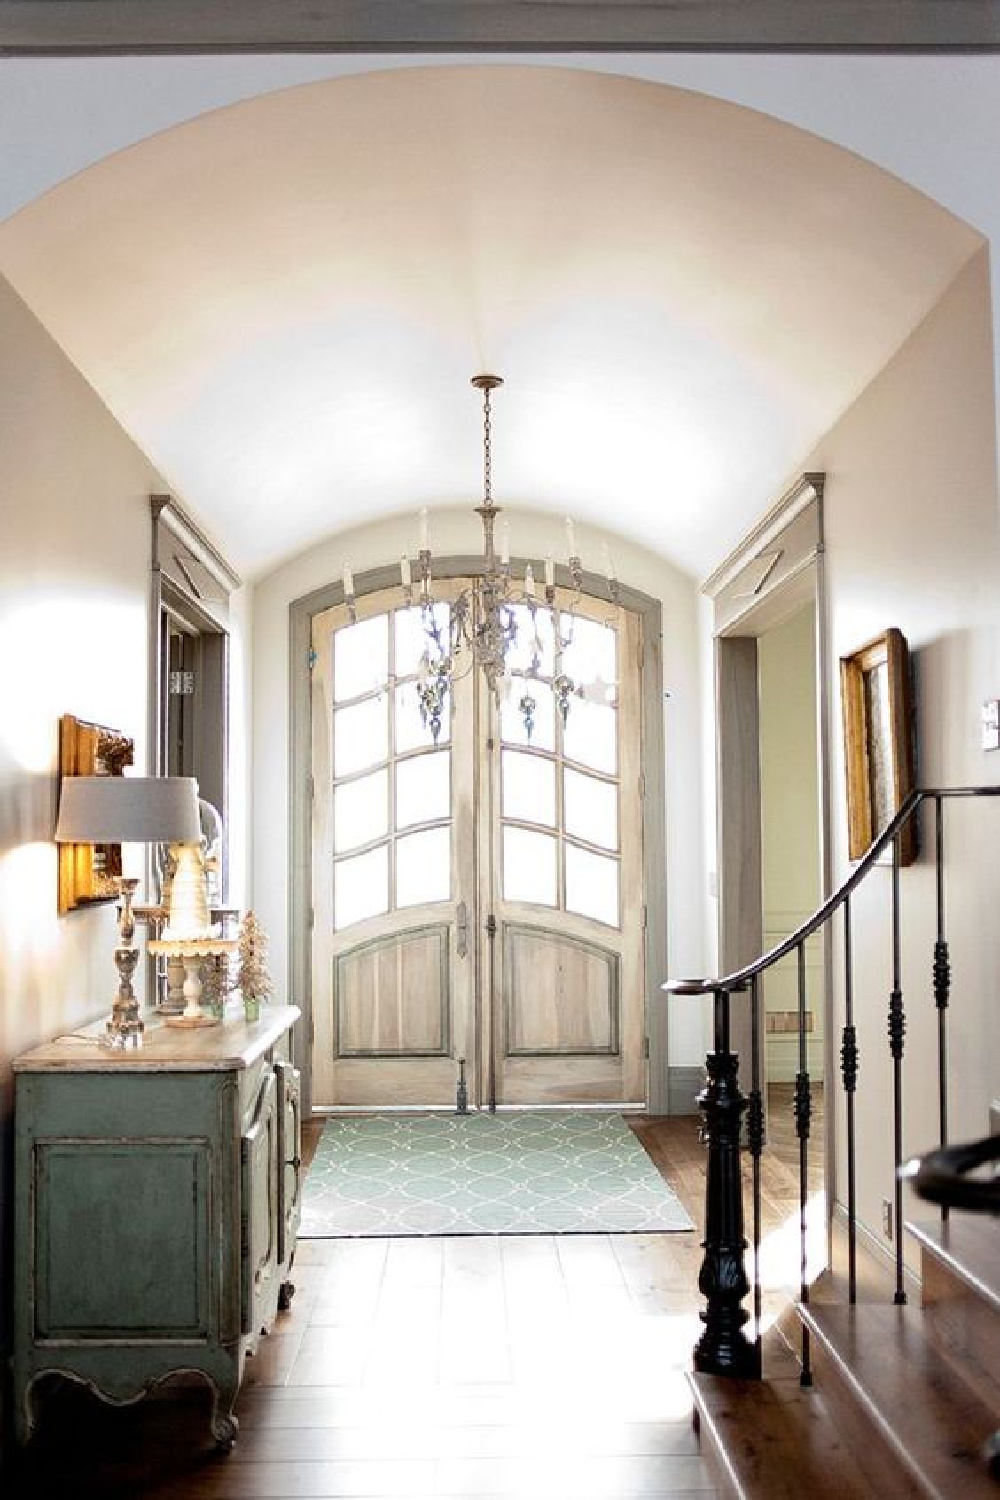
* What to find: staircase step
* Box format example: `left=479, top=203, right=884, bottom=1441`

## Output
left=907, top=1215, right=1000, bottom=1413
left=907, top=1216, right=1000, bottom=1314
left=688, top=1367, right=882, bottom=1499
left=801, top=1301, right=1000, bottom=1499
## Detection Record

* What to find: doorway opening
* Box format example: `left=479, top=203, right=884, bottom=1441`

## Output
left=308, top=578, right=649, bottom=1112
left=708, top=473, right=830, bottom=1185
left=757, top=601, right=825, bottom=1138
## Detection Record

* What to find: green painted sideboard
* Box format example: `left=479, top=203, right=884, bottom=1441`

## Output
left=12, top=1004, right=302, bottom=1449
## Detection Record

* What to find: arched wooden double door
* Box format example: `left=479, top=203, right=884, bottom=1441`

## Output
left=310, top=579, right=646, bottom=1109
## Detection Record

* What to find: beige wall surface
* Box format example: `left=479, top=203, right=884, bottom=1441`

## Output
left=805, top=247, right=1000, bottom=1251
left=0, top=270, right=163, bottom=1382
left=250, top=508, right=710, bottom=1096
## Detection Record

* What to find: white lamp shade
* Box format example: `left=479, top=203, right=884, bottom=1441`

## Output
left=54, top=776, right=202, bottom=845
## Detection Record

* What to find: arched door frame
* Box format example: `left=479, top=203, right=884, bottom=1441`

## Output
left=289, top=553, right=667, bottom=1120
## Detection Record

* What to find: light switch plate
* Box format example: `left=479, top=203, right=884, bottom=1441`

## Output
left=982, top=700, right=1000, bottom=751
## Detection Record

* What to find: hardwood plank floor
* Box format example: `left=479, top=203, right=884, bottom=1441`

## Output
left=4, top=1086, right=825, bottom=1499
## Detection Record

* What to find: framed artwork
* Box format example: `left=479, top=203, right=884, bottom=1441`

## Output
left=57, top=713, right=135, bottom=913
left=840, top=629, right=916, bottom=866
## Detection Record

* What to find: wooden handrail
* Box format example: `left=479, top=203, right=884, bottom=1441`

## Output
left=666, top=781, right=1000, bottom=1378
left=663, top=785, right=1000, bottom=999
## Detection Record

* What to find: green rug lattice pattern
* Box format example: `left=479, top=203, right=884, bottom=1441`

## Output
left=300, top=1111, right=694, bottom=1237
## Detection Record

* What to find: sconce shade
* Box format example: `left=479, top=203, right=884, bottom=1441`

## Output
left=55, top=776, right=201, bottom=845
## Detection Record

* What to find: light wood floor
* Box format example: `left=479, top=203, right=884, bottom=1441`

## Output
left=5, top=1085, right=825, bottom=1499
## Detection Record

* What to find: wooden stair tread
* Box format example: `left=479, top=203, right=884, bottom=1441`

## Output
left=688, top=1369, right=880, bottom=1499
left=801, top=1302, right=1000, bottom=1499
left=907, top=1216, right=1000, bottom=1313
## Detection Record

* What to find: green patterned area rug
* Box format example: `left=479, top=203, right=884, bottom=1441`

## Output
left=300, top=1111, right=694, bottom=1236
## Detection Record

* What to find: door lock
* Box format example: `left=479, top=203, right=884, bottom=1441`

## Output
left=456, top=901, right=469, bottom=958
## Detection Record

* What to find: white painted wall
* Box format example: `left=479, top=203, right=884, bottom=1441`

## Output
left=0, top=270, right=163, bottom=1386
left=801, top=249, right=1000, bottom=1248
left=251, top=507, right=707, bottom=1095
left=0, top=271, right=254, bottom=1447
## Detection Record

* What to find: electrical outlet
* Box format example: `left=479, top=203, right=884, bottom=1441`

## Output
left=882, top=1199, right=893, bottom=1241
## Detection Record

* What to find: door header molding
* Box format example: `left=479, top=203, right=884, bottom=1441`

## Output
left=703, top=472, right=825, bottom=639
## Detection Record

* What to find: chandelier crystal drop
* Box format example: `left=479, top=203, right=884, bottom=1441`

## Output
left=340, top=374, right=620, bottom=744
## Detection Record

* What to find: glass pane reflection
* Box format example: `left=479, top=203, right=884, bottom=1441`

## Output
left=395, top=603, right=451, bottom=679
left=334, top=696, right=388, bottom=778
left=502, top=827, right=557, bottom=907
left=334, top=614, right=388, bottom=702
left=334, top=844, right=389, bottom=930
left=334, top=768, right=388, bottom=853
left=395, top=682, right=450, bottom=754
left=562, top=697, right=617, bottom=775
left=500, top=678, right=555, bottom=751
left=396, top=751, right=451, bottom=830
left=502, top=750, right=556, bottom=828
left=565, top=843, right=619, bottom=927
left=506, top=603, right=554, bottom=676
left=564, top=767, right=617, bottom=850
left=396, top=827, right=450, bottom=907
left=559, top=614, right=616, bottom=692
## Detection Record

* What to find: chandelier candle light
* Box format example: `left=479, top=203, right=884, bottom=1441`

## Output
left=341, top=374, right=619, bottom=743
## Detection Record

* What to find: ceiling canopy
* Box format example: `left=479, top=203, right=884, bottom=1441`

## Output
left=0, top=65, right=981, bottom=579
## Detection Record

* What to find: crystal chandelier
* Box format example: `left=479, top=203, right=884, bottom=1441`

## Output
left=421, top=375, right=611, bottom=743
left=341, top=374, right=618, bottom=743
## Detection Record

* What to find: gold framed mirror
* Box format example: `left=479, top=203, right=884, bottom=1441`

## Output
left=57, top=712, right=135, bottom=913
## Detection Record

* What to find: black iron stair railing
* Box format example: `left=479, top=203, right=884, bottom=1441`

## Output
left=664, top=784, right=1000, bottom=1382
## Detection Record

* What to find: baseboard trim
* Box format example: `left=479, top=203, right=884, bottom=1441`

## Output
left=668, top=1064, right=706, bottom=1116
left=831, top=1199, right=921, bottom=1296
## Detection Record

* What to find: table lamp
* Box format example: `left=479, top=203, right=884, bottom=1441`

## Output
left=54, top=774, right=202, bottom=1049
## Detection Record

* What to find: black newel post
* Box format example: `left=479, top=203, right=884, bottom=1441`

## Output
left=694, top=986, right=759, bottom=1378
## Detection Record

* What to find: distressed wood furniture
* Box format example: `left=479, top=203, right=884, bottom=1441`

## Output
left=12, top=1005, right=301, bottom=1450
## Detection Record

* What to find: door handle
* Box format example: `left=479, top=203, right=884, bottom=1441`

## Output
left=457, top=900, right=468, bottom=959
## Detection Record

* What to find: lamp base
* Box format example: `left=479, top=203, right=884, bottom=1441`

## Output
left=101, top=885, right=144, bottom=1049
left=100, top=1017, right=144, bottom=1050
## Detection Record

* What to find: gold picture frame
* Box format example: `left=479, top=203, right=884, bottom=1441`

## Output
left=840, top=628, right=916, bottom=866
left=57, top=712, right=135, bottom=913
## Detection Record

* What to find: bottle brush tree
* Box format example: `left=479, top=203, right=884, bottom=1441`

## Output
left=234, top=910, right=273, bottom=1016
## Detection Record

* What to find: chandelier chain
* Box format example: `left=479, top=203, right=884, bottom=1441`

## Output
left=483, top=384, right=492, bottom=507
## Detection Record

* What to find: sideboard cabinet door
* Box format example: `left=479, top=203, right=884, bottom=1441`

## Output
left=275, top=1058, right=302, bottom=1269
left=240, top=1067, right=279, bottom=1340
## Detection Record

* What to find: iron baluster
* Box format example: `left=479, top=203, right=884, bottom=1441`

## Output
left=933, top=795, right=951, bottom=1224
left=795, top=941, right=813, bottom=1386
left=841, top=895, right=859, bottom=1305
left=889, top=830, right=907, bottom=1305
left=748, top=972, right=764, bottom=1363
left=662, top=788, right=1000, bottom=1383
left=694, top=986, right=758, bottom=1378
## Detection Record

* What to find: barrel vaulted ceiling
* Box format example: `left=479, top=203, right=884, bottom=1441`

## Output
left=0, top=65, right=982, bottom=579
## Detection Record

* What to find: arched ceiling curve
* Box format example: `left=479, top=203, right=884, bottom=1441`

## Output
left=0, top=64, right=982, bottom=580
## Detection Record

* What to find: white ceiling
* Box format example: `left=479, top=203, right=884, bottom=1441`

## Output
left=0, top=65, right=981, bottom=580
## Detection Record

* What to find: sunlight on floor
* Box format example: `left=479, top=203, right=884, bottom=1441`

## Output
left=756, top=1188, right=828, bottom=1332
